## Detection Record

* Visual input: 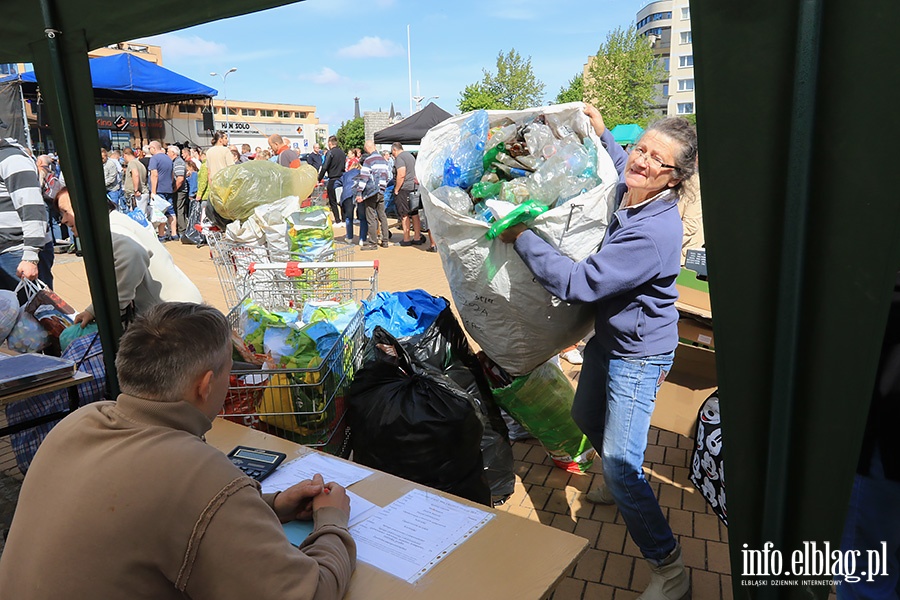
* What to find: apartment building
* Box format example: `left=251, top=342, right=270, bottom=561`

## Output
left=636, top=0, right=695, bottom=117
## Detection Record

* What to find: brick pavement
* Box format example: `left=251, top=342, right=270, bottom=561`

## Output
left=0, top=220, right=734, bottom=598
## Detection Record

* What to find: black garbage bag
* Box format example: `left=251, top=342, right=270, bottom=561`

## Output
left=180, top=199, right=205, bottom=246
left=403, top=303, right=515, bottom=505
left=348, top=326, right=491, bottom=506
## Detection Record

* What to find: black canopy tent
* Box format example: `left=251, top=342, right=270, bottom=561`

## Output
left=373, top=102, right=452, bottom=146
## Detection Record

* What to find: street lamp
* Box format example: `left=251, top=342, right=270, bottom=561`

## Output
left=210, top=67, right=237, bottom=132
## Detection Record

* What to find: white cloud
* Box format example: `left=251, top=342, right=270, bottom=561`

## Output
left=337, top=37, right=405, bottom=59
left=302, top=67, right=350, bottom=85
left=134, top=33, right=227, bottom=59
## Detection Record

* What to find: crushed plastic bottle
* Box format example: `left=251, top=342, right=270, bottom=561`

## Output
left=525, top=142, right=595, bottom=206
left=433, top=185, right=476, bottom=215
left=443, top=110, right=489, bottom=190
left=473, top=201, right=495, bottom=223
left=523, top=122, right=556, bottom=160
left=471, top=181, right=502, bottom=200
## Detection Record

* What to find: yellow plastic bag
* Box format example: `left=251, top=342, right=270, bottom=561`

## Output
left=210, top=161, right=318, bottom=221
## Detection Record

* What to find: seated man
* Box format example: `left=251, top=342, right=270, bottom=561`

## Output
left=54, top=184, right=202, bottom=325
left=0, top=302, right=356, bottom=599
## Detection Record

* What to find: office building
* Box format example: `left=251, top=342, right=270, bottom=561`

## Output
left=635, top=0, right=695, bottom=117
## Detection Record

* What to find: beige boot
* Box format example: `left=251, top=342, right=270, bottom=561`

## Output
left=585, top=483, right=615, bottom=505
left=637, top=545, right=691, bottom=600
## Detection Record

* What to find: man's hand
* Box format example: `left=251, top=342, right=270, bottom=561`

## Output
left=73, top=311, right=96, bottom=328
left=273, top=473, right=350, bottom=523
left=16, top=260, right=38, bottom=280
left=499, top=223, right=528, bottom=243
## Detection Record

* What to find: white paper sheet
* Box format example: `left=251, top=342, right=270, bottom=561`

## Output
left=282, top=491, right=380, bottom=546
left=351, top=489, right=494, bottom=583
left=260, top=453, right=373, bottom=494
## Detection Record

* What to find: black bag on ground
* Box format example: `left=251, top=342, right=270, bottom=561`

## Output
left=180, top=199, right=205, bottom=246
left=402, top=302, right=515, bottom=505
left=348, top=326, right=491, bottom=506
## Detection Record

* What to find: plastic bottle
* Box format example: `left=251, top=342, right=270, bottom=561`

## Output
left=482, top=143, right=503, bottom=173
left=444, top=110, right=489, bottom=190
left=472, top=201, right=495, bottom=223
left=433, top=185, right=476, bottom=215
left=495, top=152, right=534, bottom=172
left=471, top=181, right=502, bottom=200
left=494, top=162, right=530, bottom=180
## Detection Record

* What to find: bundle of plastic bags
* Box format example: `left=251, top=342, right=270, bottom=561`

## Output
left=418, top=102, right=620, bottom=376
left=210, top=161, right=318, bottom=221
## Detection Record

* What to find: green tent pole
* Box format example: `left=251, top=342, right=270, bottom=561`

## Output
left=35, top=0, right=121, bottom=395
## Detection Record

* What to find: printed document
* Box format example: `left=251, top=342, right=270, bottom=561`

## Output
left=352, top=489, right=494, bottom=583
left=260, top=452, right=373, bottom=494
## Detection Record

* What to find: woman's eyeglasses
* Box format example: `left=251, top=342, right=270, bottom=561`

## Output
left=631, top=146, right=677, bottom=170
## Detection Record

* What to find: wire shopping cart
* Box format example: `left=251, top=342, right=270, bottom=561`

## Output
left=221, top=260, right=378, bottom=455
left=207, top=230, right=354, bottom=309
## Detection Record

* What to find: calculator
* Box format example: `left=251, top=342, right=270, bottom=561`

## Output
left=227, top=446, right=287, bottom=482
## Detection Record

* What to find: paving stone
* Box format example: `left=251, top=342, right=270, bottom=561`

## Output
left=596, top=522, right=628, bottom=554
left=680, top=536, right=708, bottom=570
left=682, top=488, right=709, bottom=513
left=591, top=502, right=620, bottom=524
left=644, top=444, right=666, bottom=464
left=649, top=464, right=674, bottom=484
left=601, top=552, right=634, bottom=589
left=722, top=574, right=734, bottom=600
left=622, top=534, right=643, bottom=558
left=546, top=488, right=573, bottom=515
left=574, top=548, right=608, bottom=582
left=657, top=430, right=679, bottom=448
left=658, top=483, right=684, bottom=509
left=583, top=582, right=615, bottom=600
left=667, top=508, right=693, bottom=536
left=550, top=576, right=585, bottom=600
left=613, top=588, right=640, bottom=600
left=630, top=557, right=650, bottom=592
left=707, top=540, right=732, bottom=574
left=523, top=463, right=552, bottom=486
left=546, top=467, right=572, bottom=490
left=647, top=428, right=659, bottom=445
left=665, top=447, right=688, bottom=468
left=520, top=485, right=551, bottom=511
left=694, top=512, right=722, bottom=541
left=551, top=512, right=577, bottom=533
left=691, top=567, right=721, bottom=600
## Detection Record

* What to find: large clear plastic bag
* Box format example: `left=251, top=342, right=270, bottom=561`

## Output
left=418, top=102, right=619, bottom=375
left=210, top=161, right=318, bottom=221
left=0, top=290, right=19, bottom=342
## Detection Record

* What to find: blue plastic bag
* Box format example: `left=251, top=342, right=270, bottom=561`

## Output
left=362, top=290, right=448, bottom=338
left=125, top=207, right=151, bottom=228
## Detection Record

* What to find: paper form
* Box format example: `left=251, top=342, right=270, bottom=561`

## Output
left=282, top=491, right=380, bottom=546
left=351, top=489, right=494, bottom=583
left=260, top=452, right=373, bottom=494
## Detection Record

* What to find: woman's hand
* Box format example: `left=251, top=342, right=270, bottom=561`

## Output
left=73, top=311, right=95, bottom=328
left=499, top=223, right=528, bottom=243
left=583, top=104, right=606, bottom=137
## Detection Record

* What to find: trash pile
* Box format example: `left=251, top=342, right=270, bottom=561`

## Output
left=418, top=102, right=620, bottom=376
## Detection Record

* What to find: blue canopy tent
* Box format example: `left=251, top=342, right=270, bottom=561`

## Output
left=2, top=53, right=217, bottom=106
left=609, top=123, right=644, bottom=146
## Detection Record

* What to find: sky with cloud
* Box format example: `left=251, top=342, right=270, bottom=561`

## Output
left=136, top=0, right=642, bottom=133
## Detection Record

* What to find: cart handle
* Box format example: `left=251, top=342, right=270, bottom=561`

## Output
left=247, top=260, right=378, bottom=277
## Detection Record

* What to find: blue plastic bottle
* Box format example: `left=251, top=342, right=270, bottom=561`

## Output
left=444, top=110, right=489, bottom=190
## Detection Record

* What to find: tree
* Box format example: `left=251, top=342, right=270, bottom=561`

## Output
left=555, top=73, right=584, bottom=104
left=457, top=49, right=545, bottom=111
left=458, top=83, right=499, bottom=113
left=583, top=26, right=665, bottom=129
left=335, top=117, right=364, bottom=151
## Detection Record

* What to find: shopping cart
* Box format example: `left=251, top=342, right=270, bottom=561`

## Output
left=305, top=182, right=327, bottom=208
left=221, top=260, right=378, bottom=455
left=207, top=230, right=354, bottom=309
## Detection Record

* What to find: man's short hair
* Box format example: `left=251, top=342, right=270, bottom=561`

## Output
left=391, top=142, right=404, bottom=152
left=241, top=144, right=251, bottom=153
left=268, top=134, right=284, bottom=147
left=115, top=303, right=231, bottom=400
left=123, top=148, right=135, bottom=157
left=328, top=135, right=338, bottom=145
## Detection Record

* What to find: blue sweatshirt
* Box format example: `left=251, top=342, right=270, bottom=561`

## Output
left=513, top=130, right=682, bottom=357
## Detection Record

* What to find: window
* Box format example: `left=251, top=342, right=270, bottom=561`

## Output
left=226, top=107, right=237, bottom=116
left=636, top=11, right=672, bottom=29
left=244, top=108, right=257, bottom=117
left=678, top=79, right=694, bottom=91
left=662, top=84, right=670, bottom=96
left=216, top=107, right=223, bottom=114
left=278, top=110, right=291, bottom=118
left=679, top=55, right=694, bottom=68
left=260, top=109, right=274, bottom=117
left=680, top=31, right=692, bottom=44
left=644, top=27, right=666, bottom=38
left=681, top=6, right=690, bottom=19
left=296, top=112, right=308, bottom=119
left=661, top=57, right=670, bottom=71
left=677, top=102, right=694, bottom=114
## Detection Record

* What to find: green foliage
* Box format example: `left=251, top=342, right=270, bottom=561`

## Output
left=681, top=113, right=697, bottom=127
left=555, top=73, right=584, bottom=104
left=458, top=83, right=499, bottom=112
left=335, top=117, right=364, bottom=151
left=458, top=49, right=545, bottom=112
left=583, top=26, right=665, bottom=129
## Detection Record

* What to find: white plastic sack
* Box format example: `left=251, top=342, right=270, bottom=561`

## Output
left=252, top=195, right=301, bottom=260
left=418, top=102, right=619, bottom=376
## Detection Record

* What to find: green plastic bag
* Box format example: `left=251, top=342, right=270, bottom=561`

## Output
left=209, top=161, right=318, bottom=221
left=485, top=200, right=549, bottom=240
left=492, top=361, right=595, bottom=473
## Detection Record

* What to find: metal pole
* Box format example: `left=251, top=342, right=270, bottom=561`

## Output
left=407, top=24, right=412, bottom=117
left=223, top=75, right=228, bottom=132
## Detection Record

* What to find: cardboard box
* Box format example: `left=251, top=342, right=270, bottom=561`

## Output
left=677, top=317, right=715, bottom=349
left=675, top=268, right=712, bottom=319
left=652, top=342, right=717, bottom=438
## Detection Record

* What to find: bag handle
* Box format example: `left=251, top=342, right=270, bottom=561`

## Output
left=14, top=278, right=47, bottom=304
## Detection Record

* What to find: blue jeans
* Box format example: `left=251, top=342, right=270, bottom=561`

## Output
left=572, top=336, right=677, bottom=563
left=107, top=189, right=126, bottom=212
left=838, top=449, right=900, bottom=599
